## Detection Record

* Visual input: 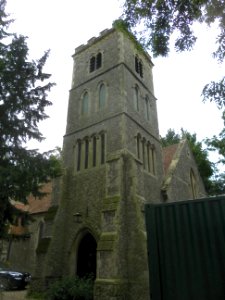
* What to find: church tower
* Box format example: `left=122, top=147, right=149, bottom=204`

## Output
left=44, top=26, right=164, bottom=300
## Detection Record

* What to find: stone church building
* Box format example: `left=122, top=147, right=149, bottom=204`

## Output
left=1, top=26, right=206, bottom=300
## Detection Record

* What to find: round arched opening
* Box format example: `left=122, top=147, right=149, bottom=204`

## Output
left=77, top=232, right=97, bottom=278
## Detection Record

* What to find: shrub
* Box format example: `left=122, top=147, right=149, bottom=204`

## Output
left=46, top=275, right=94, bottom=300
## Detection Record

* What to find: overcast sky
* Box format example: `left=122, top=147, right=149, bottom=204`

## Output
left=5, top=0, right=225, bottom=165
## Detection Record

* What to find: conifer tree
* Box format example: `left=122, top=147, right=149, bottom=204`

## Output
left=0, top=0, right=60, bottom=237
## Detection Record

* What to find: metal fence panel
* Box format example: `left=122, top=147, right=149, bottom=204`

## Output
left=145, top=196, right=225, bottom=300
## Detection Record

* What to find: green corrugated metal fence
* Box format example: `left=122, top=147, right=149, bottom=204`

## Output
left=145, top=196, right=225, bottom=300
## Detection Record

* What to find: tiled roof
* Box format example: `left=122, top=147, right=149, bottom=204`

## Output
left=162, top=143, right=179, bottom=174
left=11, top=182, right=52, bottom=215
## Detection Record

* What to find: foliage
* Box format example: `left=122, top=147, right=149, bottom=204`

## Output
left=205, top=111, right=225, bottom=194
left=112, top=19, right=145, bottom=54
left=0, top=0, right=61, bottom=237
left=46, top=276, right=94, bottom=300
left=122, top=0, right=225, bottom=107
left=161, top=128, right=214, bottom=194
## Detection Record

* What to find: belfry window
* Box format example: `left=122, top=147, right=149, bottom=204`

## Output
left=99, top=83, right=106, bottom=109
left=89, top=52, right=102, bottom=73
left=96, top=53, right=102, bottom=69
left=90, top=56, right=95, bottom=73
left=135, top=55, right=143, bottom=78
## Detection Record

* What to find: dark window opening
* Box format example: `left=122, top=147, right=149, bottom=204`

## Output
left=137, top=135, right=141, bottom=159
left=135, top=56, right=139, bottom=73
left=139, top=61, right=143, bottom=78
left=90, top=56, right=95, bottom=73
left=142, top=140, right=146, bottom=169
left=77, top=233, right=97, bottom=279
left=93, top=136, right=97, bottom=167
left=147, top=144, right=151, bottom=172
left=84, top=139, right=89, bottom=169
left=101, top=134, right=105, bottom=164
left=135, top=55, right=143, bottom=78
left=77, top=141, right=81, bottom=171
left=96, top=52, right=102, bottom=69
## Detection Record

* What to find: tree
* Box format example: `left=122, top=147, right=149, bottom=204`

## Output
left=0, top=0, right=61, bottom=237
left=122, top=0, right=225, bottom=107
left=205, top=111, right=225, bottom=194
left=161, top=128, right=215, bottom=194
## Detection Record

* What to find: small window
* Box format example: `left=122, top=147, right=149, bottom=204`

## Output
left=142, top=139, right=146, bottom=169
left=135, top=56, right=139, bottom=73
left=137, top=134, right=141, bottom=159
left=134, top=86, right=139, bottom=111
left=135, top=55, right=143, bottom=78
left=99, top=83, right=106, bottom=109
left=96, top=53, right=102, bottom=69
left=93, top=136, right=97, bottom=167
left=81, top=92, right=89, bottom=115
left=89, top=52, right=102, bottom=73
left=84, top=139, right=89, bottom=169
left=90, top=56, right=95, bottom=73
left=77, top=140, right=82, bottom=171
left=100, top=133, right=105, bottom=164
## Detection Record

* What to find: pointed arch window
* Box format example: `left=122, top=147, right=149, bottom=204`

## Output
left=134, top=86, right=139, bottom=111
left=99, top=83, right=106, bottom=109
left=81, top=92, right=89, bottom=115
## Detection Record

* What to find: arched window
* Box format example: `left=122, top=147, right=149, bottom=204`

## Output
left=145, top=96, right=150, bottom=120
left=81, top=92, right=89, bottom=115
left=99, top=83, right=106, bottom=109
left=96, top=52, right=102, bottom=69
left=134, top=86, right=139, bottom=111
left=89, top=52, right=102, bottom=73
left=89, top=56, right=95, bottom=73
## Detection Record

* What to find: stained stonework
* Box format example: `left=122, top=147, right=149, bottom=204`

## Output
left=29, top=26, right=206, bottom=300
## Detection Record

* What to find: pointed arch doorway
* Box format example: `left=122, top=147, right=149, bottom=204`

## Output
left=77, top=232, right=97, bottom=278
